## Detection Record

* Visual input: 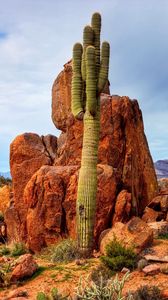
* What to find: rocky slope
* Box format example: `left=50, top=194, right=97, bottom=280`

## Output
left=5, top=61, right=158, bottom=252
left=155, top=160, right=168, bottom=179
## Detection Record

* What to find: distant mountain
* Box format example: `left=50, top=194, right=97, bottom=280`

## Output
left=0, top=171, right=11, bottom=179
left=154, top=160, right=168, bottom=179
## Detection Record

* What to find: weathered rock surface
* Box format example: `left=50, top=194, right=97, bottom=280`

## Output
left=5, top=62, right=158, bottom=252
left=99, top=217, right=153, bottom=254
left=142, top=207, right=162, bottom=223
left=142, top=264, right=160, bottom=275
left=0, top=185, right=11, bottom=214
left=24, top=164, right=117, bottom=252
left=112, top=190, right=132, bottom=224
left=148, top=221, right=168, bottom=237
left=10, top=254, right=38, bottom=282
left=5, top=133, right=57, bottom=242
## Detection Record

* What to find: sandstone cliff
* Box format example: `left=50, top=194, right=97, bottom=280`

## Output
left=5, top=61, right=158, bottom=252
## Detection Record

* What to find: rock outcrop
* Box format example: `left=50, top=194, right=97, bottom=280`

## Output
left=99, top=217, right=154, bottom=254
left=5, top=133, right=57, bottom=242
left=5, top=62, right=158, bottom=252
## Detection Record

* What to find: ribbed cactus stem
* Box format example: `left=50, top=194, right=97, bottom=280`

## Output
left=91, top=12, right=101, bottom=76
left=82, top=26, right=94, bottom=82
left=71, top=43, right=83, bottom=118
left=86, top=46, right=97, bottom=115
left=98, top=41, right=110, bottom=93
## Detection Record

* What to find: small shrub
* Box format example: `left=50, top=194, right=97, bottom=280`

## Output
left=130, top=285, right=162, bottom=300
left=0, top=246, right=10, bottom=256
left=36, top=292, right=48, bottom=300
left=36, top=288, right=69, bottom=300
left=157, top=233, right=168, bottom=240
left=101, top=237, right=137, bottom=272
left=11, top=242, right=27, bottom=257
left=76, top=271, right=132, bottom=300
left=51, top=239, right=80, bottom=263
left=90, top=263, right=113, bottom=285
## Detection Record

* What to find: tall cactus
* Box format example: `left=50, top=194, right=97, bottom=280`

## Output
left=71, top=13, right=110, bottom=257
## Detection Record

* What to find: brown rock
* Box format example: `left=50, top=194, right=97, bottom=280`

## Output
left=112, top=190, right=132, bottom=224
left=148, top=194, right=168, bottom=213
left=142, top=207, right=161, bottom=223
left=100, top=217, right=153, bottom=254
left=144, top=254, right=168, bottom=263
left=142, top=264, right=160, bottom=275
left=7, top=62, right=158, bottom=252
left=5, top=133, right=55, bottom=242
left=24, top=164, right=117, bottom=252
left=148, top=221, right=168, bottom=237
left=0, top=185, right=11, bottom=214
left=51, top=61, right=110, bottom=132
left=158, top=178, right=168, bottom=191
left=6, top=289, right=28, bottom=299
left=10, top=254, right=38, bottom=282
left=54, top=93, right=158, bottom=214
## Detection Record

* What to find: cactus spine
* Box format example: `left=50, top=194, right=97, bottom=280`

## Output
left=71, top=13, right=110, bottom=256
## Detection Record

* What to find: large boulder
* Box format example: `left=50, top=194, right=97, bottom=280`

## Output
left=10, top=254, right=38, bottom=282
left=5, top=62, right=158, bottom=252
left=5, top=133, right=57, bottom=242
left=99, top=217, right=153, bottom=254
left=24, top=164, right=117, bottom=252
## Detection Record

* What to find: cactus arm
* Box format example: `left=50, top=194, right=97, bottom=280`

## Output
left=81, top=25, right=94, bottom=82
left=71, top=43, right=83, bottom=118
left=86, top=46, right=97, bottom=115
left=91, top=12, right=101, bottom=76
left=98, top=41, right=110, bottom=93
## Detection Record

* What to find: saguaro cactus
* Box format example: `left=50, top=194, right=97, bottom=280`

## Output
left=71, top=13, right=110, bottom=256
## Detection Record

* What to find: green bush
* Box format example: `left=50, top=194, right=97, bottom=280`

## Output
left=0, top=246, right=10, bottom=256
left=36, top=292, right=48, bottom=300
left=90, top=263, right=113, bottom=285
left=157, top=233, right=168, bottom=240
left=76, top=271, right=132, bottom=300
left=130, top=285, right=163, bottom=300
left=11, top=242, right=27, bottom=257
left=51, top=239, right=80, bottom=263
left=36, top=288, right=69, bottom=300
left=101, top=237, right=137, bottom=272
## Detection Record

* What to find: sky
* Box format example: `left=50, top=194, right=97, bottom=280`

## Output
left=0, top=0, right=168, bottom=172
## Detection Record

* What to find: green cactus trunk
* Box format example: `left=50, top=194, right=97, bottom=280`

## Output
left=77, top=111, right=100, bottom=256
left=71, top=13, right=110, bottom=256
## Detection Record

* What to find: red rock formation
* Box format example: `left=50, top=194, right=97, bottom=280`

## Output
left=99, top=217, right=154, bottom=254
left=5, top=133, right=57, bottom=242
left=5, top=62, right=158, bottom=252
left=24, top=164, right=117, bottom=252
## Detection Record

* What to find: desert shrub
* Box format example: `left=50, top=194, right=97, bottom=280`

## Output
left=101, top=237, right=137, bottom=272
left=11, top=242, right=27, bottom=257
left=0, top=245, right=10, bottom=256
left=130, top=285, right=162, bottom=300
left=36, top=292, right=48, bottom=300
left=76, top=271, right=133, bottom=300
left=51, top=239, right=80, bottom=263
left=90, top=263, right=114, bottom=285
left=36, top=288, right=69, bottom=300
left=157, top=233, right=168, bottom=240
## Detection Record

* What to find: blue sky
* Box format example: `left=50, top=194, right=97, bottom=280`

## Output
left=0, top=0, right=168, bottom=172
